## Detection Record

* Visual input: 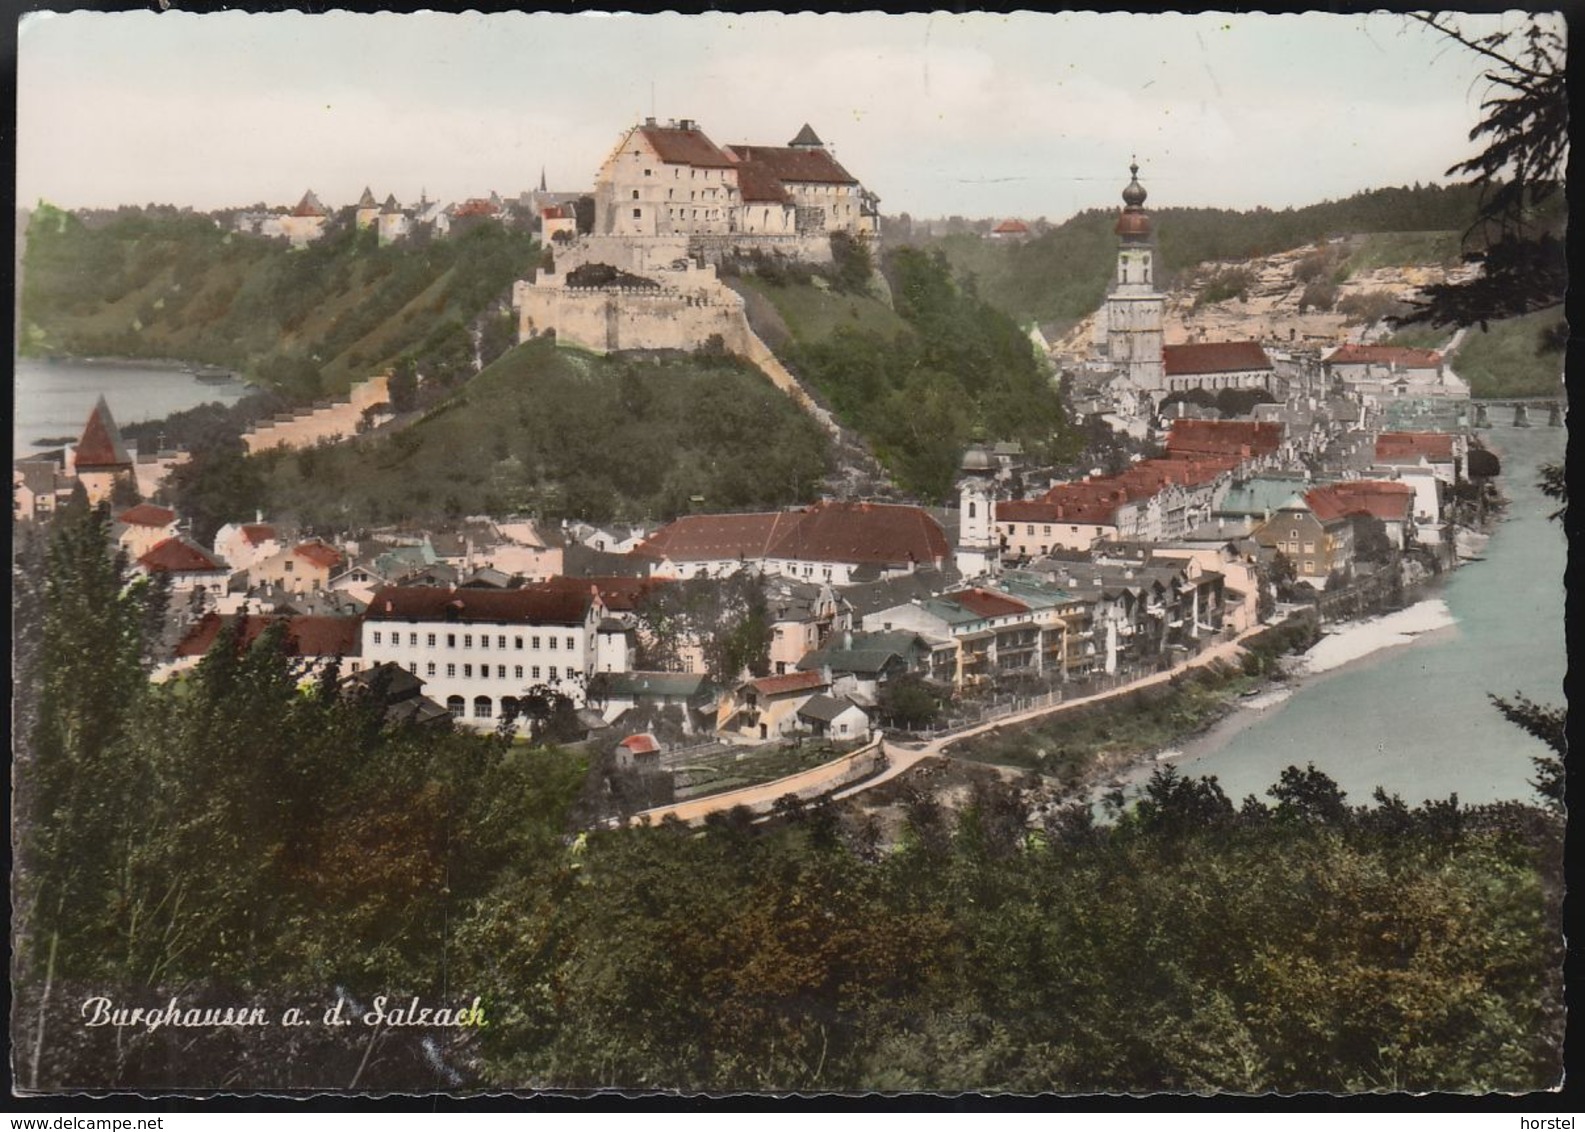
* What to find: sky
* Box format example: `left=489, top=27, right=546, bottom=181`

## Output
left=15, top=9, right=1562, bottom=222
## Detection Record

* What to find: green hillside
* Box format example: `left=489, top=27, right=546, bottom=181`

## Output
left=918, top=182, right=1526, bottom=326
left=19, top=203, right=541, bottom=400
left=253, top=338, right=832, bottom=528
left=1449, top=305, right=1567, bottom=399
left=740, top=245, right=1081, bottom=501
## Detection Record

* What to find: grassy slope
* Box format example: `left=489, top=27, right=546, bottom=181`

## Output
left=1338, top=230, right=1463, bottom=275
left=258, top=338, right=832, bottom=529
left=1448, top=305, right=1566, bottom=398
left=736, top=275, right=911, bottom=344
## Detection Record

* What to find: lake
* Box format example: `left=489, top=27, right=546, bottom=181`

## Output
left=12, top=356, right=249, bottom=456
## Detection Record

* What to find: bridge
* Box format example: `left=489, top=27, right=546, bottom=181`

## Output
left=1471, top=398, right=1566, bottom=428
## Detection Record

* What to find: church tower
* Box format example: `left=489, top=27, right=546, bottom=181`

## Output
left=1104, top=160, right=1165, bottom=399
left=954, top=443, right=1001, bottom=581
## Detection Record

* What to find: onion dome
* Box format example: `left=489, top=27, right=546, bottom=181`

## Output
left=960, top=444, right=996, bottom=474
left=1121, top=161, right=1147, bottom=207
left=1114, top=159, right=1151, bottom=239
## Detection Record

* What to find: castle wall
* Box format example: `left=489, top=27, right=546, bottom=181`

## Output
left=242, top=374, right=392, bottom=455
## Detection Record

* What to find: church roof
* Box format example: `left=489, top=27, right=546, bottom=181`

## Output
left=75, top=396, right=132, bottom=469
left=1163, top=341, right=1274, bottom=376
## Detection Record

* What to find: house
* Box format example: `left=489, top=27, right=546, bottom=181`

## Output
left=113, top=503, right=180, bottom=560
left=14, top=457, right=73, bottom=522
left=1251, top=494, right=1355, bottom=587
left=214, top=520, right=283, bottom=573
left=376, top=194, right=411, bottom=245
left=587, top=670, right=718, bottom=732
left=795, top=629, right=926, bottom=703
left=65, top=396, right=134, bottom=506
left=634, top=500, right=950, bottom=585
left=717, top=668, right=831, bottom=741
left=1374, top=431, right=1464, bottom=483
left=540, top=204, right=577, bottom=243
left=1163, top=419, right=1285, bottom=463
left=989, top=218, right=1031, bottom=241
left=1324, top=344, right=1446, bottom=396
left=359, top=584, right=608, bottom=728
left=614, top=733, right=664, bottom=772
left=247, top=539, right=345, bottom=595
left=765, top=577, right=853, bottom=675
left=342, top=662, right=452, bottom=727
left=159, top=612, right=362, bottom=682
left=796, top=695, right=872, bottom=742
left=1161, top=341, right=1275, bottom=396
left=1308, top=480, right=1417, bottom=550
left=137, top=537, right=231, bottom=602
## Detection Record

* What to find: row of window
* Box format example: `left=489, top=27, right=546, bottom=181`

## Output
left=369, top=630, right=578, bottom=651
left=1003, top=523, right=1086, bottom=537
left=416, top=661, right=564, bottom=682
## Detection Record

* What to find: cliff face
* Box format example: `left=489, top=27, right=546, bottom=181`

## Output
left=1054, top=233, right=1478, bottom=357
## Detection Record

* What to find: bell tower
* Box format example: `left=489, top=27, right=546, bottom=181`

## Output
left=955, top=443, right=1001, bottom=581
left=1105, top=159, right=1165, bottom=400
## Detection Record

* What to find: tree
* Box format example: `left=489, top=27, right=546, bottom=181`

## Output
left=876, top=673, right=945, bottom=730
left=1397, top=15, right=1566, bottom=329
left=387, top=355, right=418, bottom=413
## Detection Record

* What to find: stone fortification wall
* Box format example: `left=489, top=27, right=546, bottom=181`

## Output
left=242, top=373, right=391, bottom=455
left=687, top=232, right=834, bottom=265
left=514, top=273, right=742, bottom=357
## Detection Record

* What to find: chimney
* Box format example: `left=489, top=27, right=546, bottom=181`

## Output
left=645, top=116, right=656, bottom=127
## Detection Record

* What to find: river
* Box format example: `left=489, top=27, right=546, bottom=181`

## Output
left=12, top=356, right=249, bottom=456
left=1131, top=422, right=1567, bottom=808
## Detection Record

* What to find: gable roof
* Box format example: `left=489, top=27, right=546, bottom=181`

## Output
left=1375, top=431, right=1455, bottom=463
left=1165, top=419, right=1285, bottom=459
left=116, top=503, right=177, bottom=528
left=797, top=694, right=863, bottom=724
left=947, top=587, right=1031, bottom=619
left=993, top=219, right=1030, bottom=234
left=75, top=396, right=132, bottom=469
left=174, top=612, right=362, bottom=659
left=1163, top=341, right=1273, bottom=376
left=617, top=733, right=662, bottom=755
left=530, top=574, right=658, bottom=613
left=363, top=585, right=593, bottom=625
left=238, top=523, right=277, bottom=546
left=637, top=123, right=735, bottom=168
left=140, top=537, right=227, bottom=574
left=746, top=669, right=828, bottom=697
left=1308, top=480, right=1416, bottom=523
left=725, top=143, right=857, bottom=186
left=1326, top=344, right=1442, bottom=368
left=292, top=540, right=344, bottom=570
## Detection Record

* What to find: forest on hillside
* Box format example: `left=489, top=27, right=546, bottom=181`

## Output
left=12, top=499, right=1566, bottom=1095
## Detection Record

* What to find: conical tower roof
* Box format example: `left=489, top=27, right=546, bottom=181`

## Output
left=357, top=186, right=377, bottom=208
left=75, top=395, right=132, bottom=469
left=788, top=123, right=824, bottom=148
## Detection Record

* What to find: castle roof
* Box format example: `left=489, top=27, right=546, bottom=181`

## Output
left=788, top=123, right=824, bottom=148
left=726, top=143, right=857, bottom=186
left=637, top=123, right=735, bottom=168
left=357, top=187, right=378, bottom=208
left=75, top=396, right=132, bottom=469
left=291, top=189, right=327, bottom=218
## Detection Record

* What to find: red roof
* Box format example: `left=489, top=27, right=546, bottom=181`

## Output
left=116, top=503, right=176, bottom=528
left=540, top=205, right=570, bottom=220
left=532, top=574, right=658, bottom=613
left=1115, top=209, right=1151, bottom=238
left=733, top=159, right=793, bottom=204
left=725, top=144, right=857, bottom=186
left=638, top=124, right=735, bottom=168
left=1165, top=419, right=1285, bottom=459
left=75, top=397, right=132, bottom=469
left=1375, top=431, right=1455, bottom=463
left=993, top=219, right=1030, bottom=234
left=1306, top=481, right=1415, bottom=524
left=1163, top=341, right=1273, bottom=376
left=293, top=540, right=344, bottom=570
left=997, top=499, right=1067, bottom=524
left=453, top=198, right=502, bottom=218
left=290, top=190, right=326, bottom=218
left=949, top=588, right=1030, bottom=619
left=175, top=613, right=361, bottom=660
left=747, top=669, right=828, bottom=697
left=637, top=502, right=948, bottom=569
left=1327, top=344, right=1442, bottom=368
left=241, top=524, right=277, bottom=546
left=364, top=585, right=593, bottom=626
left=617, top=733, right=662, bottom=755
left=139, top=537, right=226, bottom=574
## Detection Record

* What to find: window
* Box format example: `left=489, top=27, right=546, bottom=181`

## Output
left=408, top=663, right=417, bottom=674
left=643, top=168, right=651, bottom=177
left=565, top=636, right=575, bottom=651
left=515, top=637, right=523, bottom=649
left=532, top=666, right=541, bottom=680
left=427, top=633, right=436, bottom=647
left=447, top=663, right=456, bottom=678
left=633, top=208, right=641, bottom=220
left=464, top=664, right=473, bottom=678
left=549, top=637, right=558, bottom=650
left=1290, top=529, right=1299, bottom=539
left=1304, top=560, right=1314, bottom=573
left=409, top=632, right=417, bottom=647
left=473, top=697, right=493, bottom=720
left=284, top=560, right=294, bottom=573
left=447, top=696, right=465, bottom=719
left=427, top=662, right=436, bottom=676
left=514, top=665, right=523, bottom=679
left=373, top=631, right=382, bottom=645
left=532, top=636, right=541, bottom=649
left=464, top=634, right=473, bottom=648
left=549, top=666, right=559, bottom=681
left=631, top=189, right=639, bottom=199
left=498, top=635, right=506, bottom=649
left=968, top=501, right=976, bottom=518
left=447, top=634, right=456, bottom=648
left=1028, top=525, right=1035, bottom=536
left=497, top=665, right=506, bottom=679
left=1044, top=526, right=1052, bottom=536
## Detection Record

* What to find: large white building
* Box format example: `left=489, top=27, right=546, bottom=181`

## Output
left=359, top=585, right=610, bottom=728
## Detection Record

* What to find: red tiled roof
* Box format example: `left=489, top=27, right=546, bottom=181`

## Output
left=637, top=502, right=948, bottom=569
left=1305, top=481, right=1415, bottom=524
left=174, top=613, right=361, bottom=660
left=725, top=144, right=857, bottom=185
left=1165, top=419, right=1285, bottom=459
left=1163, top=341, right=1273, bottom=376
left=734, top=160, right=793, bottom=204
left=540, top=205, right=570, bottom=220
left=532, top=574, right=658, bottom=613
left=948, top=588, right=1030, bottom=619
left=116, top=503, right=176, bottom=528
left=618, top=733, right=662, bottom=754
left=453, top=198, right=502, bottom=218
left=993, top=219, right=1030, bottom=234
left=1327, top=344, right=1442, bottom=368
left=291, top=190, right=326, bottom=218
left=747, top=669, right=828, bottom=697
left=139, top=537, right=226, bottom=574
left=75, top=397, right=132, bottom=469
left=241, top=523, right=277, bottom=545
left=364, top=585, right=593, bottom=625
left=1375, top=431, right=1455, bottom=463
left=293, top=540, right=344, bottom=570
left=997, top=499, right=1067, bottom=523
left=639, top=125, right=735, bottom=168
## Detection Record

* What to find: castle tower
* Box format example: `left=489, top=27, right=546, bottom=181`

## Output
left=1104, top=160, right=1165, bottom=401
left=954, top=444, right=1001, bottom=581
left=68, top=395, right=134, bottom=506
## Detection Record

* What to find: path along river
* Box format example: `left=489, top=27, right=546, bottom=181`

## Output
left=1118, top=422, right=1567, bottom=808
